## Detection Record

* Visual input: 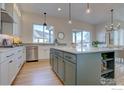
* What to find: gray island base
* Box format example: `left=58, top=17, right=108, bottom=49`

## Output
left=50, top=47, right=119, bottom=85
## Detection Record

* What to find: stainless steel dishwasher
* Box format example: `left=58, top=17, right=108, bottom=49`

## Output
left=26, top=46, right=38, bottom=62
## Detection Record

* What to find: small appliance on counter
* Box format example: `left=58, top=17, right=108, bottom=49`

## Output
left=0, top=38, right=14, bottom=48
left=0, top=34, right=23, bottom=48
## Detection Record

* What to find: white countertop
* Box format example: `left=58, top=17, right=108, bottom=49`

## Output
left=52, top=47, right=124, bottom=54
left=0, top=48, right=14, bottom=53
left=0, top=46, right=25, bottom=53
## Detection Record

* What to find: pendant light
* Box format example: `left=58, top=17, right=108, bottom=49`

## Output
left=105, top=9, right=120, bottom=48
left=86, top=3, right=90, bottom=14
left=43, top=12, right=47, bottom=26
left=68, top=3, right=72, bottom=24
left=105, top=9, right=120, bottom=31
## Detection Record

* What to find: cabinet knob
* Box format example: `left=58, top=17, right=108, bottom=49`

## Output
left=9, top=60, right=13, bottom=63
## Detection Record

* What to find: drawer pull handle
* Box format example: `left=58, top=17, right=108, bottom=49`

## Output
left=65, top=56, right=71, bottom=59
left=9, top=60, right=13, bottom=63
left=6, top=53, right=14, bottom=58
left=18, top=56, right=22, bottom=59
left=18, top=50, right=21, bottom=52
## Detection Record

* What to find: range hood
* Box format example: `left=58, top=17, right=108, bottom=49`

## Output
left=1, top=9, right=14, bottom=23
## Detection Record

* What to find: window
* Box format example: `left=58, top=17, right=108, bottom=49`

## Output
left=113, top=29, right=124, bottom=46
left=72, top=30, right=91, bottom=47
left=33, top=24, right=54, bottom=43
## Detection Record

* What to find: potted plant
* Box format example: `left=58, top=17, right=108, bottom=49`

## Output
left=92, top=41, right=99, bottom=47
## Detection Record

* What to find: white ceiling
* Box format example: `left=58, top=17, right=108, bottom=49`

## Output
left=19, top=3, right=124, bottom=25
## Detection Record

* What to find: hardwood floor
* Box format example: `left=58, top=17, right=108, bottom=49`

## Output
left=12, top=60, right=62, bottom=85
left=12, top=60, right=124, bottom=85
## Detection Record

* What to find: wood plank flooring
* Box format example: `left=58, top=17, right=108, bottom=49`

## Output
left=13, top=60, right=124, bottom=85
left=12, top=60, right=62, bottom=85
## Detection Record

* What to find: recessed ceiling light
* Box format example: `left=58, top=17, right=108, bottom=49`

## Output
left=58, top=8, right=62, bottom=11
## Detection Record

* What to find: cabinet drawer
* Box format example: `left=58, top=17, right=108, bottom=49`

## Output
left=55, top=50, right=63, bottom=57
left=17, top=49, right=23, bottom=54
left=1, top=51, right=15, bottom=62
left=64, top=52, right=76, bottom=63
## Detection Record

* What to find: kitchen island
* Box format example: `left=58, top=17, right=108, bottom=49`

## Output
left=50, top=47, right=123, bottom=85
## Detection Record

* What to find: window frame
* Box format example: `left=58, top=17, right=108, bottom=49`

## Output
left=72, top=30, right=91, bottom=47
left=113, top=29, right=124, bottom=46
left=32, top=24, right=54, bottom=44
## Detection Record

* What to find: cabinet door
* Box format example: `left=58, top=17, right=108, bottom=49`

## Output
left=50, top=53, right=54, bottom=67
left=0, top=61, right=9, bottom=85
left=50, top=53, right=52, bottom=66
left=53, top=55, right=58, bottom=73
left=17, top=55, right=23, bottom=71
left=64, top=60, right=76, bottom=85
left=13, top=5, right=21, bottom=37
left=2, top=3, right=13, bottom=35
left=22, top=47, right=26, bottom=64
left=58, top=57, right=64, bottom=81
left=8, top=59, right=16, bottom=84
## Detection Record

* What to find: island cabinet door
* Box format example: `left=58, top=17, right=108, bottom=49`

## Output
left=51, top=54, right=54, bottom=68
left=58, top=56, right=64, bottom=81
left=50, top=53, right=53, bottom=66
left=53, top=55, right=58, bottom=74
left=64, top=60, right=76, bottom=85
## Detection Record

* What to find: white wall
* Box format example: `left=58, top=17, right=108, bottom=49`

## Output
left=95, top=22, right=106, bottom=42
left=21, top=12, right=96, bottom=46
left=21, top=12, right=96, bottom=60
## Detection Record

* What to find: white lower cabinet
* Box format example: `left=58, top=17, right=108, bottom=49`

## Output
left=0, top=60, right=9, bottom=85
left=8, top=58, right=17, bottom=84
left=0, top=46, right=26, bottom=85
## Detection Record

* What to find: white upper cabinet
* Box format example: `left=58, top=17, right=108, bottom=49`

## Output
left=13, top=4, right=22, bottom=37
left=1, top=3, right=22, bottom=37
left=1, top=3, right=14, bottom=35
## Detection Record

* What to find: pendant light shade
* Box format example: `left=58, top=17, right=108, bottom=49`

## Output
left=86, top=3, right=90, bottom=14
left=68, top=3, right=72, bottom=24
left=43, top=12, right=47, bottom=26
